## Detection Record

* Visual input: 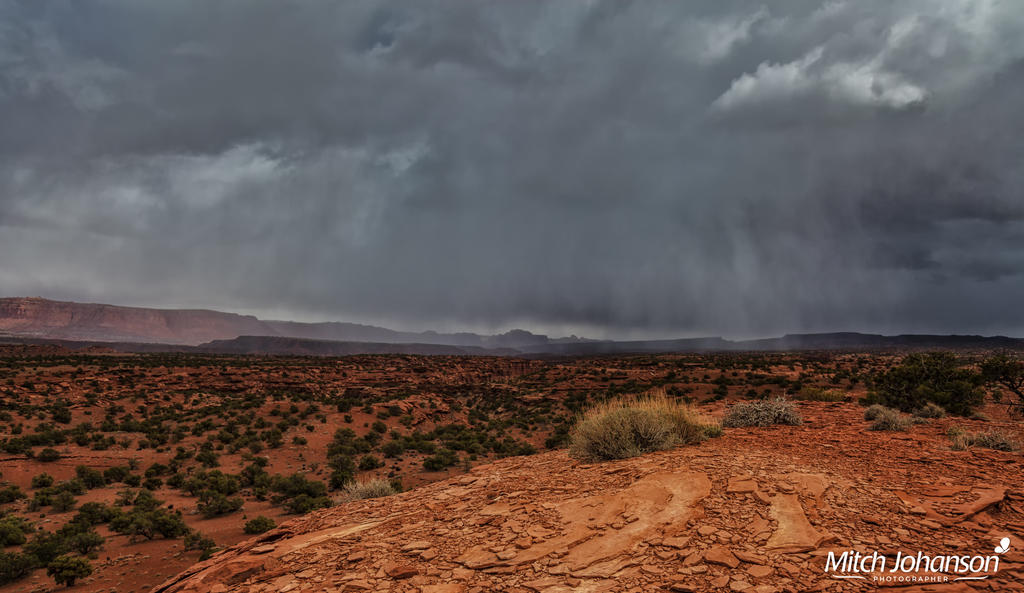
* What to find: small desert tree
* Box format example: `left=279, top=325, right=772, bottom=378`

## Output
left=980, top=354, right=1024, bottom=416
left=65, top=530, right=104, bottom=556
left=47, top=555, right=92, bottom=587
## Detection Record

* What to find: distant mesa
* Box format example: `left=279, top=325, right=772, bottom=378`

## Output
left=1, top=297, right=1022, bottom=356
left=0, top=297, right=553, bottom=349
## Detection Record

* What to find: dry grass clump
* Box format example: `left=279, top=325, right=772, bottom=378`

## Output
left=722, top=398, right=803, bottom=428
left=913, top=402, right=946, bottom=418
left=948, top=427, right=1020, bottom=452
left=867, top=406, right=912, bottom=431
left=864, top=404, right=888, bottom=421
left=335, top=478, right=397, bottom=502
left=793, top=387, right=846, bottom=402
left=568, top=395, right=720, bottom=461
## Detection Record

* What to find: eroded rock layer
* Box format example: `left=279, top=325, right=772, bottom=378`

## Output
left=154, top=413, right=1024, bottom=593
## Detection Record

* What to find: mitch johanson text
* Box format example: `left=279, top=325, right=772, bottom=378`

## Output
left=826, top=549, right=1001, bottom=580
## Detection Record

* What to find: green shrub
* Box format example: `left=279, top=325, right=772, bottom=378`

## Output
left=50, top=404, right=72, bottom=425
left=270, top=473, right=326, bottom=501
left=182, top=470, right=241, bottom=497
left=0, top=551, right=34, bottom=585
left=358, top=455, right=382, bottom=471
left=337, top=479, right=396, bottom=502
left=381, top=441, right=405, bottom=458
left=980, top=354, right=1024, bottom=415
left=0, top=485, right=25, bottom=504
left=0, top=516, right=29, bottom=547
left=27, top=491, right=52, bottom=512
left=37, top=448, right=61, bottom=462
left=423, top=449, right=459, bottom=471
left=195, top=450, right=219, bottom=468
left=23, top=531, right=66, bottom=565
left=31, top=474, right=54, bottom=489
left=65, top=530, right=104, bottom=555
left=872, top=352, right=983, bottom=416
left=109, top=508, right=188, bottom=540
left=75, top=466, right=105, bottom=489
left=243, top=516, right=276, bottom=535
left=51, top=491, right=77, bottom=513
left=327, top=454, right=355, bottom=490
left=196, top=491, right=244, bottom=518
left=722, top=398, right=802, bottom=428
left=569, top=395, right=720, bottom=461
left=281, top=494, right=331, bottom=515
left=57, top=479, right=85, bottom=496
left=103, top=466, right=130, bottom=484
left=183, top=531, right=218, bottom=560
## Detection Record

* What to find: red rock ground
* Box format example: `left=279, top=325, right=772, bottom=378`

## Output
left=1, top=347, right=1021, bottom=592
left=154, top=402, right=1024, bottom=593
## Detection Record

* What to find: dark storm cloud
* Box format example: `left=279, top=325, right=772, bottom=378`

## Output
left=2, top=0, right=1023, bottom=337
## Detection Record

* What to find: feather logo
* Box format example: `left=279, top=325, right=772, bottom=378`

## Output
left=994, top=537, right=1011, bottom=554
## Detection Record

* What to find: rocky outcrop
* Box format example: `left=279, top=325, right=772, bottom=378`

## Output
left=0, top=297, right=555, bottom=348
left=152, top=408, right=1024, bottom=593
left=0, top=297, right=271, bottom=344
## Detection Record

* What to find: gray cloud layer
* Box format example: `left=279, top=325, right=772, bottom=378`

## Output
left=2, top=0, right=1023, bottom=337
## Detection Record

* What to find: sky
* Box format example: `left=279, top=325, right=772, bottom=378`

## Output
left=1, top=0, right=1023, bottom=339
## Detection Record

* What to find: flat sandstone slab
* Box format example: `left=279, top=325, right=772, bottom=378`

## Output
left=766, top=493, right=830, bottom=553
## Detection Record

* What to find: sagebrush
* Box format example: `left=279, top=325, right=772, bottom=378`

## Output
left=867, top=406, right=912, bottom=432
left=949, top=428, right=1019, bottom=452
left=794, top=388, right=846, bottom=402
left=913, top=402, right=946, bottom=418
left=722, top=398, right=802, bottom=428
left=336, top=479, right=396, bottom=502
left=864, top=404, right=888, bottom=421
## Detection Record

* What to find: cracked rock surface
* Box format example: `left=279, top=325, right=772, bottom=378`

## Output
left=154, top=404, right=1024, bottom=593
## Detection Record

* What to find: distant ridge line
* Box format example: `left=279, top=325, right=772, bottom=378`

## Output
left=2, top=333, right=1024, bottom=358
left=2, top=297, right=1022, bottom=356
